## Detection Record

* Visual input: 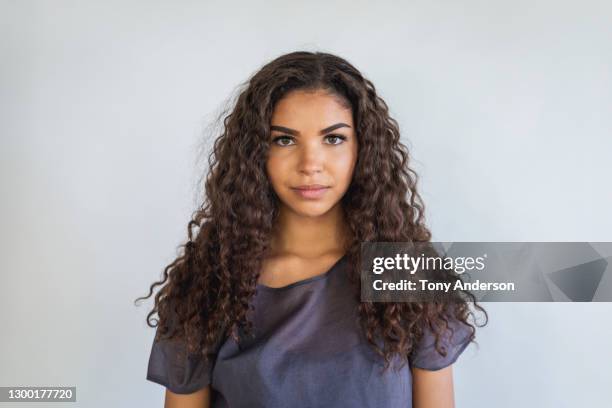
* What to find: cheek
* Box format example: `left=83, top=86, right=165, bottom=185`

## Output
left=331, top=149, right=357, bottom=182
left=266, top=155, right=288, bottom=186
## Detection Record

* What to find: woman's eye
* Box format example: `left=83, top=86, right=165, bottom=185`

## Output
left=272, top=136, right=295, bottom=146
left=271, top=134, right=347, bottom=147
left=325, top=134, right=347, bottom=145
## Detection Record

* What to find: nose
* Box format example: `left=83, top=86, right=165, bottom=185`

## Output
left=297, top=140, right=324, bottom=176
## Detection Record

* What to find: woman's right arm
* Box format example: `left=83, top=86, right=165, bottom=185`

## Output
left=164, top=385, right=211, bottom=408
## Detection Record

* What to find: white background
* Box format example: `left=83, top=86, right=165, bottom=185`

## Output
left=1, top=1, right=611, bottom=407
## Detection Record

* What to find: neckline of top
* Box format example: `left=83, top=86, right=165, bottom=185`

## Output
left=255, top=253, right=348, bottom=292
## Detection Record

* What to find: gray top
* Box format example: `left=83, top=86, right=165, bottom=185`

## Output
left=146, top=254, right=473, bottom=407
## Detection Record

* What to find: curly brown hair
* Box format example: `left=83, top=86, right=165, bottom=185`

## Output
left=135, top=50, right=488, bottom=371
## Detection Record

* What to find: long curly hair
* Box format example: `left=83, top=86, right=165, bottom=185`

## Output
left=135, top=50, right=487, bottom=371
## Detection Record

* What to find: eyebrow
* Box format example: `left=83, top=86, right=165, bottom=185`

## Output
left=270, top=123, right=351, bottom=136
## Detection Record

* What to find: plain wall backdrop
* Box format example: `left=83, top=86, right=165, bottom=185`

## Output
left=1, top=1, right=611, bottom=407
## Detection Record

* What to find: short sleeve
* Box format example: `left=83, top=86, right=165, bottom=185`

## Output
left=409, top=315, right=474, bottom=371
left=146, top=329, right=216, bottom=394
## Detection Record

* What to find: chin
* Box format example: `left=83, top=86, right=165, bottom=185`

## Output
left=285, top=200, right=335, bottom=218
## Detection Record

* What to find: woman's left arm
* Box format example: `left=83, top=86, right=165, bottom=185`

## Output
left=411, top=365, right=455, bottom=408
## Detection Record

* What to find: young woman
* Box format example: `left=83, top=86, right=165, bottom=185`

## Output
left=137, top=51, right=487, bottom=408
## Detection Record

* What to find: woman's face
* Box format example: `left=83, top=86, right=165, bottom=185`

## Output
left=266, top=89, right=358, bottom=218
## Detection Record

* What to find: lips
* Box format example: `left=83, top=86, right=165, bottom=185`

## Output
left=292, top=184, right=329, bottom=190
left=290, top=185, right=330, bottom=200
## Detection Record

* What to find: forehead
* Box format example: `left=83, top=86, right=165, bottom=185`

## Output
left=271, top=90, right=353, bottom=127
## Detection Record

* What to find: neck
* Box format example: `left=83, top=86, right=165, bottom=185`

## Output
left=270, top=203, right=350, bottom=258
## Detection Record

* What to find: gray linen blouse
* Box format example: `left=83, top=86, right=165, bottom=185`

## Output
left=146, top=254, right=473, bottom=407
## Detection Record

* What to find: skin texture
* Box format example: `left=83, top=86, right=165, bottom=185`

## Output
left=260, top=89, right=358, bottom=286
left=412, top=366, right=456, bottom=408
left=165, top=387, right=210, bottom=408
